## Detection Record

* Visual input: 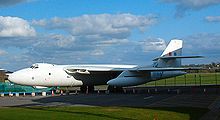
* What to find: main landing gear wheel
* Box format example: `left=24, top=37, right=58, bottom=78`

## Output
left=107, top=85, right=123, bottom=93
left=80, top=86, right=94, bottom=93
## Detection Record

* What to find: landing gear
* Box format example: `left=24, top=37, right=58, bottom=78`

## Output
left=80, top=85, right=94, bottom=93
left=107, top=85, right=123, bottom=93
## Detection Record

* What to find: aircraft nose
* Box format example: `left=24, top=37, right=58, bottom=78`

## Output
left=8, top=69, right=33, bottom=85
left=8, top=71, right=24, bottom=84
left=8, top=72, right=17, bottom=83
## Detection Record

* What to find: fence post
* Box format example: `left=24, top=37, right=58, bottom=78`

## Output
left=194, top=74, right=196, bottom=86
left=174, top=77, right=176, bottom=86
left=199, top=74, right=201, bottom=86
left=184, top=74, right=186, bottom=86
left=215, top=72, right=217, bottom=85
left=165, top=79, right=167, bottom=86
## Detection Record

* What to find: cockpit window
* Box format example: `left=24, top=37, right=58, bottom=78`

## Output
left=30, top=64, right=39, bottom=69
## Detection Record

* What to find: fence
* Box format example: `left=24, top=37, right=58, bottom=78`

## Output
left=145, top=73, right=220, bottom=87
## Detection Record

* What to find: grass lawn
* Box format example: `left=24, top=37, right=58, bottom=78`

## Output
left=0, top=106, right=207, bottom=120
left=144, top=73, right=220, bottom=86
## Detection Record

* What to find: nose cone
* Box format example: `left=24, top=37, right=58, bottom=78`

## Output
left=8, top=72, right=19, bottom=84
left=8, top=69, right=30, bottom=85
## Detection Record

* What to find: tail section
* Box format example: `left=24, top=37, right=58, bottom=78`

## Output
left=161, top=39, right=182, bottom=57
left=153, top=39, right=203, bottom=68
left=153, top=39, right=183, bottom=67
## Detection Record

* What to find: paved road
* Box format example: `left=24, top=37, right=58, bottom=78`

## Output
left=0, top=94, right=171, bottom=107
left=0, top=93, right=218, bottom=108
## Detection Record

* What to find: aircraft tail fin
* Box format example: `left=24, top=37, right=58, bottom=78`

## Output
left=160, top=39, right=183, bottom=57
left=153, top=39, right=202, bottom=67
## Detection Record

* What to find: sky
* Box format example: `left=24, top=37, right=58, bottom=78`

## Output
left=0, top=0, right=220, bottom=71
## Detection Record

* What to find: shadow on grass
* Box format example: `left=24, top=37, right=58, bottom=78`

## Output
left=16, top=106, right=208, bottom=120
left=22, top=107, right=136, bottom=120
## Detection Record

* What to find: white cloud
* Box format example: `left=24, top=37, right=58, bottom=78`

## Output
left=205, top=16, right=220, bottom=22
left=50, top=34, right=76, bottom=48
left=0, top=49, right=7, bottom=56
left=0, top=16, right=36, bottom=37
left=98, top=39, right=129, bottom=46
left=184, top=33, right=220, bottom=54
left=32, top=19, right=47, bottom=26
left=32, top=13, right=157, bottom=39
left=180, top=33, right=220, bottom=64
left=141, top=38, right=166, bottom=52
left=0, top=14, right=160, bottom=70
left=90, top=49, right=104, bottom=56
left=161, top=0, right=220, bottom=17
left=1, top=31, right=220, bottom=70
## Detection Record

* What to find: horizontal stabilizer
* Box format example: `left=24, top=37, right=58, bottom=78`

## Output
left=130, top=67, right=203, bottom=72
left=153, top=56, right=204, bottom=61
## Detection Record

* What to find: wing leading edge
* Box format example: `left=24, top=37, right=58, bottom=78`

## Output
left=64, top=64, right=202, bottom=75
left=63, top=64, right=137, bottom=74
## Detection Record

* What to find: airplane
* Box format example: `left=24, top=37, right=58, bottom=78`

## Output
left=8, top=39, right=202, bottom=92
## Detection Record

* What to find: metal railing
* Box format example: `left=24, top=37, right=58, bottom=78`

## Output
left=144, top=73, right=220, bottom=87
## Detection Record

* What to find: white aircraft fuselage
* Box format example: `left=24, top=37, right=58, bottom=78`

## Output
left=9, top=63, right=138, bottom=87
left=8, top=63, right=186, bottom=87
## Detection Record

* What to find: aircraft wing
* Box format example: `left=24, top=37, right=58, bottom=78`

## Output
left=63, top=65, right=137, bottom=74
left=64, top=64, right=202, bottom=74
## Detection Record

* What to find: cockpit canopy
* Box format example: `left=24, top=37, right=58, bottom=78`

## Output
left=30, top=63, right=55, bottom=69
left=30, top=63, right=39, bottom=69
